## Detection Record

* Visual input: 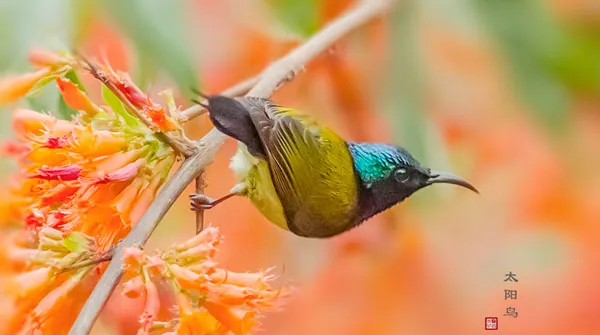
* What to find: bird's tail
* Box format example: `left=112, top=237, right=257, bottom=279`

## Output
left=197, top=94, right=266, bottom=159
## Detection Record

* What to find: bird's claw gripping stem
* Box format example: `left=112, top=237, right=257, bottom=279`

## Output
left=189, top=193, right=217, bottom=211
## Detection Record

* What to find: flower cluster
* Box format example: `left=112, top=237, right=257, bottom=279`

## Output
left=0, top=49, right=180, bottom=334
left=122, top=226, right=286, bottom=335
left=0, top=50, right=286, bottom=335
left=7, top=52, right=178, bottom=249
left=2, top=227, right=101, bottom=334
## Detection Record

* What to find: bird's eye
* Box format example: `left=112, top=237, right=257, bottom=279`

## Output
left=394, top=168, right=409, bottom=183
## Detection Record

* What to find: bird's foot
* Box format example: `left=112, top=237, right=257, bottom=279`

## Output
left=189, top=193, right=216, bottom=211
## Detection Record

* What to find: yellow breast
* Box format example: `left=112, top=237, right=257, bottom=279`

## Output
left=229, top=143, right=288, bottom=230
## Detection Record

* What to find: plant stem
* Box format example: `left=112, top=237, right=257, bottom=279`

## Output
left=195, top=173, right=205, bottom=234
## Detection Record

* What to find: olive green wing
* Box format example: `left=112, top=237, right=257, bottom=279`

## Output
left=241, top=97, right=358, bottom=237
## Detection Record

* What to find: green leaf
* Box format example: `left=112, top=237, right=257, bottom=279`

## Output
left=101, top=0, right=199, bottom=91
left=101, top=84, right=140, bottom=127
left=26, top=92, right=54, bottom=113
left=384, top=1, right=427, bottom=158
left=26, top=84, right=61, bottom=116
left=547, top=27, right=600, bottom=96
left=268, top=0, right=320, bottom=37
left=134, top=51, right=158, bottom=91
left=473, top=0, right=569, bottom=131
left=65, top=69, right=86, bottom=93
left=63, top=232, right=89, bottom=253
left=26, top=73, right=61, bottom=97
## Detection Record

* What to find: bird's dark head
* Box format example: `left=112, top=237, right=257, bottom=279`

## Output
left=348, top=142, right=478, bottom=222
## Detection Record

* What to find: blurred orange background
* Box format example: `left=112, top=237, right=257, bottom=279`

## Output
left=1, top=0, right=600, bottom=334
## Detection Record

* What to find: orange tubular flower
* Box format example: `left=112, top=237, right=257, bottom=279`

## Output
left=176, top=293, right=227, bottom=335
left=55, top=78, right=101, bottom=116
left=0, top=68, right=52, bottom=105
left=8, top=267, right=53, bottom=298
left=72, top=128, right=128, bottom=157
left=28, top=49, right=73, bottom=70
left=122, top=276, right=145, bottom=299
left=122, top=227, right=288, bottom=335
left=137, top=280, right=161, bottom=335
left=12, top=108, right=76, bottom=140
left=0, top=50, right=74, bottom=106
left=203, top=301, right=258, bottom=335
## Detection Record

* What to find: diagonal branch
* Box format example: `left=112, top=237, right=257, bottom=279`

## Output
left=248, top=0, right=394, bottom=98
left=69, top=0, right=394, bottom=333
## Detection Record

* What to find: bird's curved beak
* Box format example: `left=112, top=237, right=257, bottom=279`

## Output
left=427, top=170, right=479, bottom=194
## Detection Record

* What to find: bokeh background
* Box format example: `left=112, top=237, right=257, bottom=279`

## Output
left=1, top=0, right=600, bottom=334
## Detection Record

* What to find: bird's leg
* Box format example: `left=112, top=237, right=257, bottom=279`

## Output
left=189, top=184, right=245, bottom=211
left=190, top=193, right=235, bottom=210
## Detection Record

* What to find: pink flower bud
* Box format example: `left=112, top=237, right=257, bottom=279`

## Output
left=30, top=164, right=82, bottom=181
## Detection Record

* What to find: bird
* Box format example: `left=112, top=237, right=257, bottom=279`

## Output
left=189, top=94, right=478, bottom=238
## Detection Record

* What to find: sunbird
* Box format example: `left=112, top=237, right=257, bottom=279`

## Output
left=190, top=95, right=478, bottom=238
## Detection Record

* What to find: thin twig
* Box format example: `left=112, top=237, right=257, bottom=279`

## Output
left=180, top=75, right=259, bottom=122
left=195, top=173, right=205, bottom=233
left=63, top=253, right=113, bottom=272
left=62, top=243, right=119, bottom=272
left=184, top=77, right=259, bottom=231
left=247, top=0, right=394, bottom=97
left=69, top=1, right=394, bottom=333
